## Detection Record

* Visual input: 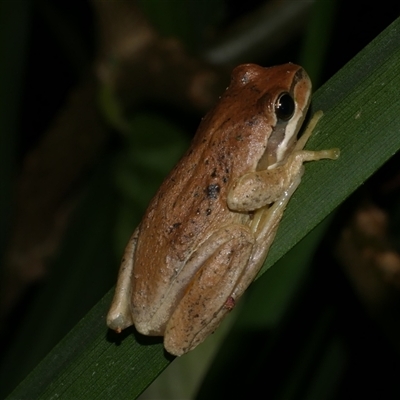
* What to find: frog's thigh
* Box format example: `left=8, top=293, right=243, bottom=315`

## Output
left=107, top=228, right=139, bottom=332
left=164, top=225, right=254, bottom=356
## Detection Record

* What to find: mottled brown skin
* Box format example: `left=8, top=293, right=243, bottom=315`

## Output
left=134, top=65, right=302, bottom=324
left=107, top=63, right=339, bottom=356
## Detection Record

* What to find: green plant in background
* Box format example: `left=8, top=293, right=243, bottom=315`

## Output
left=2, top=1, right=400, bottom=399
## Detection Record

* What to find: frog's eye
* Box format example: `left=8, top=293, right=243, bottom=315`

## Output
left=275, top=92, right=295, bottom=121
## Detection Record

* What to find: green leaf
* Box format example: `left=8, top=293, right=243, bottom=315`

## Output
left=8, top=16, right=400, bottom=400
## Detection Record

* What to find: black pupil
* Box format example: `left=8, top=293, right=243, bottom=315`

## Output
left=275, top=93, right=295, bottom=121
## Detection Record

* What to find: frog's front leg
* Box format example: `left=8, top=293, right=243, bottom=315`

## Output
left=227, top=145, right=338, bottom=213
left=228, top=111, right=339, bottom=212
left=163, top=224, right=255, bottom=356
left=224, top=165, right=308, bottom=304
left=226, top=125, right=339, bottom=300
left=107, top=228, right=139, bottom=332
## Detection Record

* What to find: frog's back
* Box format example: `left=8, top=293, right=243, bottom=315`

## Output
left=130, top=64, right=278, bottom=332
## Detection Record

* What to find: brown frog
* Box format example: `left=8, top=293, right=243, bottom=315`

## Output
left=107, top=63, right=339, bottom=356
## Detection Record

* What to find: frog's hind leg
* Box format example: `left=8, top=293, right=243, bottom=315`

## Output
left=107, top=228, right=139, bottom=332
left=164, top=225, right=255, bottom=356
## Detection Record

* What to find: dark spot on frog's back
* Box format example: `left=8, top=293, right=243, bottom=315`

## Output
left=206, top=184, right=220, bottom=199
left=167, top=222, right=182, bottom=234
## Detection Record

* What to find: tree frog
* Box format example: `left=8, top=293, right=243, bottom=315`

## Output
left=107, top=63, right=339, bottom=356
